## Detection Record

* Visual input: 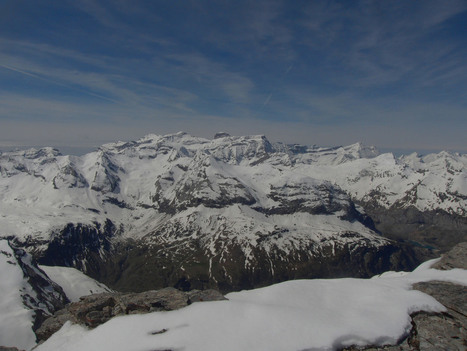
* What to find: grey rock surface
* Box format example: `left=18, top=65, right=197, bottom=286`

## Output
left=431, top=242, right=467, bottom=270
left=36, top=287, right=226, bottom=342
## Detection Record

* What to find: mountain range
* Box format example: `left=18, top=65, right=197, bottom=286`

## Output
left=0, top=132, right=465, bottom=292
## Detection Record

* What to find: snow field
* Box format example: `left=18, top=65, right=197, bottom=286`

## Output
left=39, top=265, right=113, bottom=302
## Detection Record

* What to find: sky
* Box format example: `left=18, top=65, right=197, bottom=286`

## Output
left=0, top=0, right=466, bottom=155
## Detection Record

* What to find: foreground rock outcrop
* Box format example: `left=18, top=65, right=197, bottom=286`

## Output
left=343, top=242, right=467, bottom=351
left=36, top=287, right=226, bottom=342
left=35, top=242, right=467, bottom=350
left=431, top=242, right=467, bottom=270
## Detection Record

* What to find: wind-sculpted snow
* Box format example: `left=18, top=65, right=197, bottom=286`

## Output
left=0, top=132, right=465, bottom=290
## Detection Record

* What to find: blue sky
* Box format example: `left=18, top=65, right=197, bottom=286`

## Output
left=0, top=0, right=466, bottom=154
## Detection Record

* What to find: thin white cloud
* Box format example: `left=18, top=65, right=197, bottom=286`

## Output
left=0, top=40, right=202, bottom=113
left=298, top=0, right=467, bottom=90
left=166, top=52, right=255, bottom=104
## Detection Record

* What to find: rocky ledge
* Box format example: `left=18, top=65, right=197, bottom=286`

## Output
left=36, top=287, right=225, bottom=342
left=343, top=242, right=467, bottom=351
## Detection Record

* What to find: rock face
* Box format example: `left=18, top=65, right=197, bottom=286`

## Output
left=36, top=287, right=226, bottom=342
left=410, top=282, right=467, bottom=350
left=11, top=246, right=69, bottom=332
left=2, top=239, right=69, bottom=313
left=342, top=242, right=467, bottom=351
left=0, top=133, right=465, bottom=292
left=431, top=242, right=467, bottom=270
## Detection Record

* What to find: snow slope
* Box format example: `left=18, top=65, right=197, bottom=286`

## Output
left=39, top=265, right=113, bottom=302
left=34, top=259, right=467, bottom=351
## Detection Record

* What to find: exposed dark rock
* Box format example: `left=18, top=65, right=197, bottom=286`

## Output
left=89, top=151, right=121, bottom=193
left=266, top=182, right=356, bottom=217
left=36, top=287, right=226, bottom=342
left=431, top=242, right=467, bottom=270
left=103, top=196, right=133, bottom=209
left=412, top=281, right=467, bottom=325
left=52, top=163, right=88, bottom=189
left=409, top=309, right=466, bottom=350
left=34, top=220, right=116, bottom=274
left=187, top=289, right=226, bottom=303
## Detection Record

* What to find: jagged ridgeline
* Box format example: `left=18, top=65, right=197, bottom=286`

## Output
left=0, top=132, right=466, bottom=292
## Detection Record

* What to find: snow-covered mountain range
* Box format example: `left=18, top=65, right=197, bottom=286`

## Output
left=0, top=132, right=466, bottom=292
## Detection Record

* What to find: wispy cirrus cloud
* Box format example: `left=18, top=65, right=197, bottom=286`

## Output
left=298, top=0, right=467, bottom=91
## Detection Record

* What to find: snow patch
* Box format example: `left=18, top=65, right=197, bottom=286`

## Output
left=39, top=265, right=113, bottom=302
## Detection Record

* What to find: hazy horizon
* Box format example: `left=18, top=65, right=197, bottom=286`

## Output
left=0, top=131, right=462, bottom=158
